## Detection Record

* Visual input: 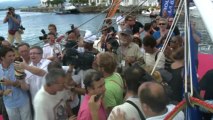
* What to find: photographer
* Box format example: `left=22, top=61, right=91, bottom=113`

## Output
left=3, top=7, right=23, bottom=44
left=63, top=47, right=95, bottom=102
left=42, top=32, right=62, bottom=61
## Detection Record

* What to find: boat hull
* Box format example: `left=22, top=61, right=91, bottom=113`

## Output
left=54, top=9, right=80, bottom=14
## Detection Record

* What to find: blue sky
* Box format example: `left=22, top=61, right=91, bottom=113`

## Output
left=0, top=0, right=40, bottom=9
left=0, top=0, right=22, bottom=3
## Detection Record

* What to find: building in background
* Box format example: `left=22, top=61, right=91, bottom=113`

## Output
left=121, top=0, right=158, bottom=6
left=88, top=0, right=113, bottom=6
left=40, top=0, right=48, bottom=7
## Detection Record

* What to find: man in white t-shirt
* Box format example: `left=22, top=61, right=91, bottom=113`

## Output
left=25, top=46, right=51, bottom=100
left=34, top=69, right=70, bottom=120
left=46, top=61, right=80, bottom=111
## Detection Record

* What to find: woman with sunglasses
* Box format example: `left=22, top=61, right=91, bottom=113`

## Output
left=153, top=18, right=174, bottom=49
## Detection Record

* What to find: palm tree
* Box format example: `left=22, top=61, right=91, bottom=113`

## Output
left=47, top=0, right=51, bottom=7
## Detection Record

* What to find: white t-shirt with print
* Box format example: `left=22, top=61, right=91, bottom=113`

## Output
left=34, top=86, right=69, bottom=120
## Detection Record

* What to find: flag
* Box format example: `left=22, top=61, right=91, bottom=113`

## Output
left=160, top=0, right=175, bottom=17
left=186, top=24, right=201, bottom=120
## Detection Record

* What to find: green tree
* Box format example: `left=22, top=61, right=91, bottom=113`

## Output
left=46, top=0, right=51, bottom=7
left=51, top=0, right=65, bottom=7
left=91, top=1, right=95, bottom=6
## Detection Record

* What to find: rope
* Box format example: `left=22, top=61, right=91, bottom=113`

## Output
left=164, top=100, right=187, bottom=120
left=32, top=0, right=148, bottom=46
left=30, top=0, right=121, bottom=47
left=151, top=0, right=184, bottom=75
left=84, top=0, right=149, bottom=40
left=164, top=97, right=213, bottom=120
left=184, top=0, right=188, bottom=93
left=75, top=0, right=122, bottom=30
left=183, top=0, right=194, bottom=97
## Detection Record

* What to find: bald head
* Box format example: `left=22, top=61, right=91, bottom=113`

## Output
left=138, top=82, right=169, bottom=113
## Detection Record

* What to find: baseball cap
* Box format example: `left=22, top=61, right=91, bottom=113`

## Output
left=84, top=30, right=96, bottom=44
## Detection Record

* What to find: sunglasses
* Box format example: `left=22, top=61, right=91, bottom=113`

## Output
left=159, top=23, right=166, bottom=25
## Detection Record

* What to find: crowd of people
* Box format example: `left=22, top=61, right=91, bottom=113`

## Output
left=0, top=6, right=213, bottom=120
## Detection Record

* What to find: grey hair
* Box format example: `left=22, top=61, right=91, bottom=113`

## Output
left=83, top=69, right=104, bottom=93
left=45, top=69, right=65, bottom=86
left=30, top=46, right=43, bottom=55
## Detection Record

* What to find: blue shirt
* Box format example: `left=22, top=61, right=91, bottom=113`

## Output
left=0, top=63, right=28, bottom=108
left=153, top=31, right=174, bottom=48
left=7, top=14, right=21, bottom=31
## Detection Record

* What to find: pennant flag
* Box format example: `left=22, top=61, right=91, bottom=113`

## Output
left=186, top=24, right=201, bottom=120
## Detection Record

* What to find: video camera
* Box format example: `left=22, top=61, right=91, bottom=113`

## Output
left=39, top=29, right=47, bottom=40
left=66, top=24, right=75, bottom=35
left=19, top=25, right=25, bottom=31
left=63, top=48, right=95, bottom=70
left=7, top=12, right=11, bottom=15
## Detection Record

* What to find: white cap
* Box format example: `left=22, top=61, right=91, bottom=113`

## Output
left=84, top=30, right=96, bottom=44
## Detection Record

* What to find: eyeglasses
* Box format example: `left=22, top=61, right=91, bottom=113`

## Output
left=29, top=52, right=41, bottom=55
left=128, top=19, right=134, bottom=21
left=159, top=23, right=166, bottom=26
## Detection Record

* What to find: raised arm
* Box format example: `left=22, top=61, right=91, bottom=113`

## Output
left=3, top=14, right=9, bottom=23
left=15, top=62, right=46, bottom=77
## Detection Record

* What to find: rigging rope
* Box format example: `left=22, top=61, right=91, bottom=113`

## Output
left=32, top=0, right=148, bottom=46
left=151, top=0, right=184, bottom=75
left=84, top=0, right=149, bottom=40
left=164, top=97, right=213, bottom=120
left=75, top=0, right=122, bottom=30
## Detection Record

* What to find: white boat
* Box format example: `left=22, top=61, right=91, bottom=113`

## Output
left=54, top=2, right=79, bottom=14
left=141, top=8, right=160, bottom=18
